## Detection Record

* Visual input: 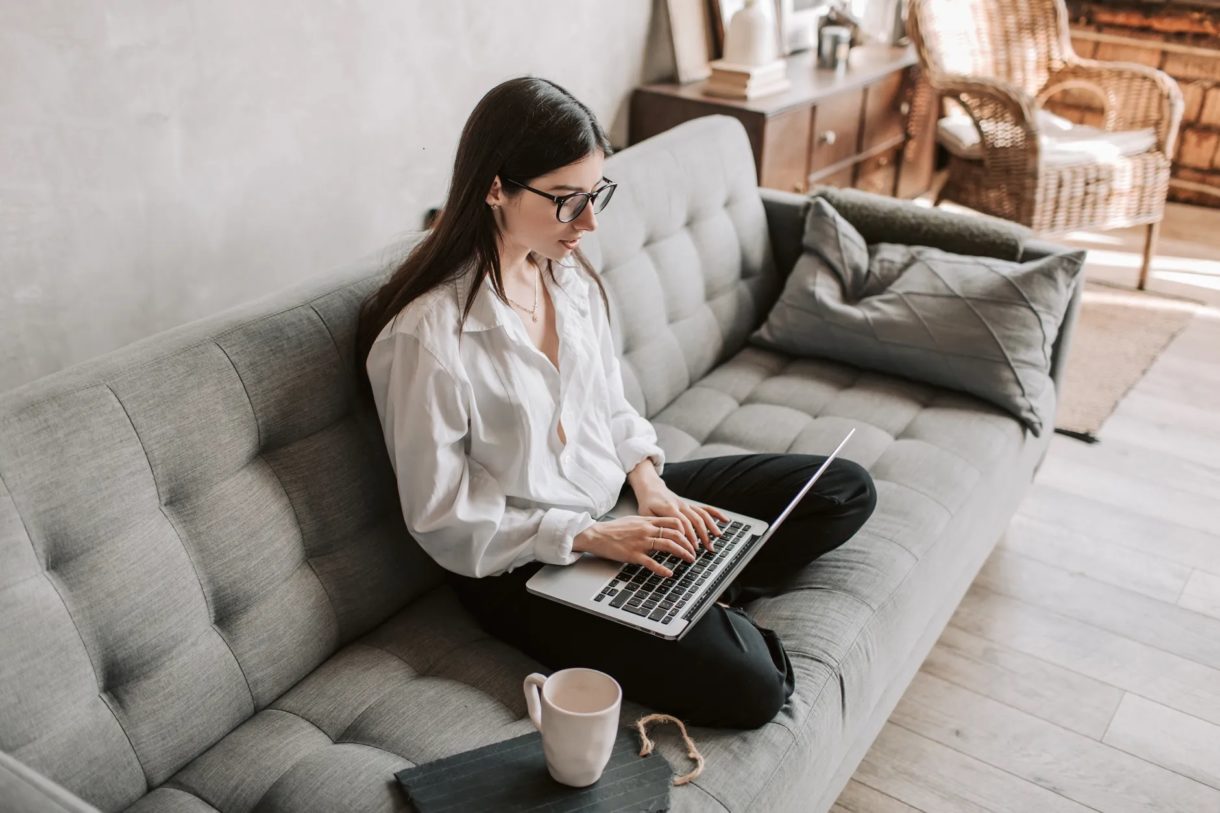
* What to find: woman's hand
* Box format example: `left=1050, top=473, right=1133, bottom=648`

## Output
left=634, top=482, right=728, bottom=554
left=573, top=516, right=703, bottom=578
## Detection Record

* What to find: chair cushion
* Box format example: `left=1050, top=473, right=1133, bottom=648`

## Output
left=748, top=198, right=1084, bottom=435
left=938, top=108, right=1158, bottom=167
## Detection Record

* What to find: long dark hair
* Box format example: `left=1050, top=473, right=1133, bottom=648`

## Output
left=355, top=77, right=614, bottom=406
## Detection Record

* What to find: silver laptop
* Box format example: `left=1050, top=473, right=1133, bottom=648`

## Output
left=526, top=428, right=855, bottom=640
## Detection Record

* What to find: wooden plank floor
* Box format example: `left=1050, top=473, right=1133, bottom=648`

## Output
left=834, top=201, right=1220, bottom=813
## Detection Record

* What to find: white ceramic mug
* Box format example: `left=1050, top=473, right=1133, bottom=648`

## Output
left=523, top=667, right=622, bottom=787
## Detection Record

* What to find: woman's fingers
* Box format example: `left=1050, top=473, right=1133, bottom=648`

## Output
left=660, top=538, right=694, bottom=565
left=667, top=501, right=722, bottom=552
left=654, top=508, right=697, bottom=546
left=633, top=501, right=732, bottom=562
left=650, top=515, right=684, bottom=529
left=636, top=553, right=672, bottom=577
left=649, top=517, right=695, bottom=557
left=690, top=505, right=722, bottom=551
left=688, top=504, right=719, bottom=547
left=635, top=537, right=690, bottom=576
left=677, top=512, right=697, bottom=546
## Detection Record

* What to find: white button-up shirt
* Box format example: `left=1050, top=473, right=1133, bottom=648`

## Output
left=365, top=254, right=666, bottom=578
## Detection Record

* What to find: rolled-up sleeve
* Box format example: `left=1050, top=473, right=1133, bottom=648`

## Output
left=368, top=331, right=596, bottom=578
left=592, top=293, right=665, bottom=477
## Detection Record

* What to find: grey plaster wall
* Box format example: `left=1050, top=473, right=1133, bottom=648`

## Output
left=1, top=1, right=676, bottom=392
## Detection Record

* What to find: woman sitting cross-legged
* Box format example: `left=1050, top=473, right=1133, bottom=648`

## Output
left=357, top=76, right=877, bottom=730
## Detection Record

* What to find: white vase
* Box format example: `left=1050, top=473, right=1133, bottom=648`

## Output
left=723, top=0, right=778, bottom=66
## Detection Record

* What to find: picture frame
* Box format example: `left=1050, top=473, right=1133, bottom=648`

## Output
left=667, top=0, right=716, bottom=83
left=709, top=0, right=742, bottom=57
left=776, top=0, right=831, bottom=55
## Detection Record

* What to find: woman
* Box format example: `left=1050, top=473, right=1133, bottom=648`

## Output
left=356, top=77, right=876, bottom=730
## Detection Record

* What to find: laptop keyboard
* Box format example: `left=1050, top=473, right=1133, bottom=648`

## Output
left=592, top=519, right=751, bottom=624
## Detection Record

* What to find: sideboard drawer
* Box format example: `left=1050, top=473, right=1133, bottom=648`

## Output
left=854, top=148, right=900, bottom=196
left=809, top=89, right=863, bottom=175
left=861, top=71, right=908, bottom=153
left=761, top=107, right=813, bottom=193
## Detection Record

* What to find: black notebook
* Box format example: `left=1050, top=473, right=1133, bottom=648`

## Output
left=394, top=725, right=673, bottom=812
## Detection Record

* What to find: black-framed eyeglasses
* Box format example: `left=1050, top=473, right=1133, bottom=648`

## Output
left=502, top=176, right=617, bottom=223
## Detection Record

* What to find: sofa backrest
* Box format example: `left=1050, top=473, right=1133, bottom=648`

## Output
left=0, top=237, right=438, bottom=807
left=0, top=114, right=778, bottom=808
left=585, top=115, right=781, bottom=420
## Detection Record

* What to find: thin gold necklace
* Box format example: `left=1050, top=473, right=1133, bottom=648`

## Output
left=505, top=259, right=540, bottom=322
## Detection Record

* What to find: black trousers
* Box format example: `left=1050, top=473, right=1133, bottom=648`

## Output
left=445, top=453, right=877, bottom=730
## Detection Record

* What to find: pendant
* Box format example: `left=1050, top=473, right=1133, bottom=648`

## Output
left=531, top=311, right=538, bottom=322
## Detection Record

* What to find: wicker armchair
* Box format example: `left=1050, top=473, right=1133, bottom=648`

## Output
left=908, top=0, right=1184, bottom=288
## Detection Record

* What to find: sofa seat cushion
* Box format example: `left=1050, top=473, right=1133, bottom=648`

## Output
left=653, top=343, right=1037, bottom=478
left=123, top=589, right=535, bottom=812
left=649, top=342, right=1044, bottom=723
left=126, top=347, right=1049, bottom=813
left=125, top=589, right=679, bottom=812
left=122, top=586, right=781, bottom=813
left=647, top=345, right=1052, bottom=810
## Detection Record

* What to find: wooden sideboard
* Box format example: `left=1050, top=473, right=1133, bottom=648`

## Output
left=629, top=45, right=937, bottom=199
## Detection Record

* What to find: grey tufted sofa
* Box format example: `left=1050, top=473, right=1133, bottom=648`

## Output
left=0, top=115, right=1080, bottom=812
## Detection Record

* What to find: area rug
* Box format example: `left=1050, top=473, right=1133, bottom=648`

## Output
left=1055, top=281, right=1202, bottom=440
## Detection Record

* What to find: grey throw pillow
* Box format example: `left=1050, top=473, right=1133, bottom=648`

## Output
left=750, top=198, right=1084, bottom=435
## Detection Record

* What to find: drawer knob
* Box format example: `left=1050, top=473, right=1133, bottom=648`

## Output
left=819, top=130, right=837, bottom=146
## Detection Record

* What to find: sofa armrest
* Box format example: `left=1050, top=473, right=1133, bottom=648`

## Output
left=758, top=185, right=1030, bottom=274
left=0, top=751, right=101, bottom=813
left=808, top=186, right=1031, bottom=262
left=759, top=187, right=811, bottom=281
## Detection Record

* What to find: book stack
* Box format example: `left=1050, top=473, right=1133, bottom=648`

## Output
left=702, top=58, right=791, bottom=99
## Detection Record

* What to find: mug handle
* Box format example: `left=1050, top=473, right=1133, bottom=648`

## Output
left=523, top=672, right=547, bottom=732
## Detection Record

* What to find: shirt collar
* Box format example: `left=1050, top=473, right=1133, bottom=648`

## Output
left=455, top=253, right=584, bottom=333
